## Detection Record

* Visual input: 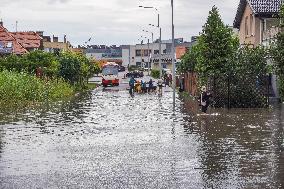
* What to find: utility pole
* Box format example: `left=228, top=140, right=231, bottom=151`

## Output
left=171, top=0, right=176, bottom=110
left=159, top=27, right=162, bottom=79
left=147, top=38, right=150, bottom=76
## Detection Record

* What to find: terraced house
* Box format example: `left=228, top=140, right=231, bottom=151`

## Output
left=233, top=0, right=282, bottom=47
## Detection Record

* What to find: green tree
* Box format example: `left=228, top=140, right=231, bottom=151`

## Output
left=270, top=4, right=284, bottom=100
left=196, top=6, right=239, bottom=83
left=178, top=44, right=200, bottom=73
left=58, top=51, right=82, bottom=85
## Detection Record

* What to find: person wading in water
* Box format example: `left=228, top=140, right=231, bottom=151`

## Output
left=200, top=86, right=212, bottom=114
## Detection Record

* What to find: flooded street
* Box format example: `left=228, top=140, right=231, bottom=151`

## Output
left=0, top=86, right=283, bottom=188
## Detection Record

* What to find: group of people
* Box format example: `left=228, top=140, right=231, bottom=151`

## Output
left=129, top=77, right=157, bottom=95
left=129, top=74, right=212, bottom=113
left=129, top=77, right=164, bottom=96
left=163, top=73, right=172, bottom=87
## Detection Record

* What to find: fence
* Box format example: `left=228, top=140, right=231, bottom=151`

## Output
left=181, top=71, right=270, bottom=109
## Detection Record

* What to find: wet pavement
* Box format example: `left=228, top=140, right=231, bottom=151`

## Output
left=0, top=78, right=283, bottom=188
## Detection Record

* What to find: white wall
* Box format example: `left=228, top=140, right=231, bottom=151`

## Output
left=129, top=43, right=167, bottom=67
left=86, top=53, right=103, bottom=59
left=122, top=48, right=130, bottom=67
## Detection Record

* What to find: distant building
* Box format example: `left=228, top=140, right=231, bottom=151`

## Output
left=0, top=22, right=28, bottom=55
left=122, top=38, right=197, bottom=70
left=85, top=45, right=123, bottom=65
left=10, top=31, right=41, bottom=52
left=39, top=33, right=72, bottom=53
left=124, top=42, right=167, bottom=69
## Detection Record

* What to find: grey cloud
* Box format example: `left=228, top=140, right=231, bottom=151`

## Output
left=1, top=0, right=241, bottom=45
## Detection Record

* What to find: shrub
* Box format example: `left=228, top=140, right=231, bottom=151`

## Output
left=151, top=69, right=160, bottom=79
left=0, top=70, right=74, bottom=108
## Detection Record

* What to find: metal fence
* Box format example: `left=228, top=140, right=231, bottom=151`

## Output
left=181, top=71, right=270, bottom=109
left=207, top=74, right=270, bottom=108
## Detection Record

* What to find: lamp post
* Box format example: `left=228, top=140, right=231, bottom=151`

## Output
left=139, top=6, right=162, bottom=79
left=142, top=29, right=153, bottom=76
left=171, top=0, right=176, bottom=110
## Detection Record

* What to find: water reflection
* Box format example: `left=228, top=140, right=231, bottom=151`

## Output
left=182, top=100, right=284, bottom=188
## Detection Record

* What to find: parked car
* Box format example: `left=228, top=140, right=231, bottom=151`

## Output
left=126, top=71, right=144, bottom=78
left=118, top=66, right=126, bottom=72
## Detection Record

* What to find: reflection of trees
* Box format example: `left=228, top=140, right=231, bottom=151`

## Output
left=181, top=101, right=284, bottom=188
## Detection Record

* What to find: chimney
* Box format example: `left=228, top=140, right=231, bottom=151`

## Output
left=0, top=19, right=3, bottom=27
left=53, top=35, right=58, bottom=42
left=64, top=35, right=67, bottom=43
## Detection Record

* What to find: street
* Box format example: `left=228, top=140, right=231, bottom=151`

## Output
left=0, top=76, right=283, bottom=188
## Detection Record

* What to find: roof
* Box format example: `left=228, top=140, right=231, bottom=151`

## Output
left=233, top=0, right=281, bottom=28
left=11, top=31, right=42, bottom=49
left=0, top=25, right=28, bottom=54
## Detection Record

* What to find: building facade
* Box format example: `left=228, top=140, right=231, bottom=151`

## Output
left=233, top=0, right=282, bottom=99
left=233, top=0, right=281, bottom=47
left=85, top=45, right=123, bottom=65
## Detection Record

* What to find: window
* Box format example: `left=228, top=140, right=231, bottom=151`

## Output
left=136, top=62, right=141, bottom=67
left=163, top=49, right=167, bottom=53
left=143, top=50, right=149, bottom=56
left=154, top=50, right=159, bottom=54
left=245, top=16, right=249, bottom=36
left=250, top=14, right=254, bottom=35
left=136, top=50, right=141, bottom=57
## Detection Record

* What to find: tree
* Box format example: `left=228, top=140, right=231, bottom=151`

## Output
left=58, top=52, right=82, bottom=85
left=196, top=6, right=239, bottom=82
left=178, top=44, right=200, bottom=73
left=270, top=4, right=284, bottom=100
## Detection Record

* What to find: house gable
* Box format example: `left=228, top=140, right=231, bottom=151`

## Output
left=234, top=0, right=281, bottom=29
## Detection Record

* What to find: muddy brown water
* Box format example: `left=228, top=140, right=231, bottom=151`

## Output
left=0, top=88, right=283, bottom=188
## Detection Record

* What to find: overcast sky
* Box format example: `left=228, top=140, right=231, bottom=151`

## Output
left=0, top=0, right=240, bottom=46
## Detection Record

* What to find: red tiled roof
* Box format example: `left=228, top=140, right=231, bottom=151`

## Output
left=0, top=25, right=28, bottom=54
left=11, top=31, right=42, bottom=49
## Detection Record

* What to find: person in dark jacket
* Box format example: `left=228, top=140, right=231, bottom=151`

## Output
left=200, top=86, right=212, bottom=113
left=129, top=76, right=136, bottom=96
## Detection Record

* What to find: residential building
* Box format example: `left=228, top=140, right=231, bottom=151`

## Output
left=122, top=38, right=197, bottom=70
left=233, top=0, right=282, bottom=100
left=233, top=0, right=281, bottom=47
left=10, top=31, right=41, bottom=52
left=128, top=42, right=167, bottom=69
left=40, top=34, right=72, bottom=53
left=0, top=22, right=28, bottom=55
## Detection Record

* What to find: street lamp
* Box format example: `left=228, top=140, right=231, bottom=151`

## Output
left=139, top=5, right=162, bottom=79
left=142, top=30, right=153, bottom=75
left=171, top=0, right=176, bottom=110
left=138, top=35, right=149, bottom=70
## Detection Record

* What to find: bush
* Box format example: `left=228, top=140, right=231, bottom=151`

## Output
left=0, top=70, right=74, bottom=108
left=151, top=69, right=160, bottom=79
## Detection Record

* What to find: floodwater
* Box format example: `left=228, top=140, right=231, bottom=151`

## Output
left=0, top=87, right=283, bottom=189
